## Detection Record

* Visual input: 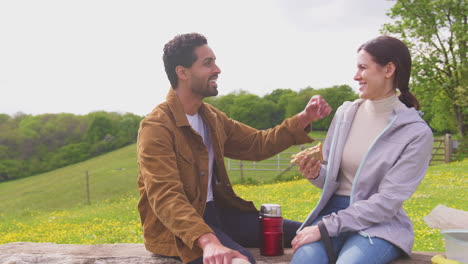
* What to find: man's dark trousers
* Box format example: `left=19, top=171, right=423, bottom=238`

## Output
left=187, top=201, right=302, bottom=264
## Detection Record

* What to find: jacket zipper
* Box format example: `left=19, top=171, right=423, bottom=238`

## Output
left=358, top=231, right=374, bottom=245
left=349, top=115, right=398, bottom=204
left=298, top=106, right=344, bottom=232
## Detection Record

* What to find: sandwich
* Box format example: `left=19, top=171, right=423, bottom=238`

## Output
left=290, top=142, right=323, bottom=165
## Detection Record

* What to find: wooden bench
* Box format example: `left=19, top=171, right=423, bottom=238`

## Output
left=0, top=242, right=440, bottom=263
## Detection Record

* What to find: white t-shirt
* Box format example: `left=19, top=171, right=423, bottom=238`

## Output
left=185, top=112, right=214, bottom=202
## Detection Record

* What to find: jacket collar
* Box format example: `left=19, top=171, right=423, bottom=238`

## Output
left=344, top=98, right=424, bottom=127
left=166, top=88, right=217, bottom=127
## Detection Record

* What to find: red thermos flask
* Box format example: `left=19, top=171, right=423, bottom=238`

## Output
left=259, top=204, right=284, bottom=256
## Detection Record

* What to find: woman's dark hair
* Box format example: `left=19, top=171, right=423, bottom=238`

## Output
left=358, top=35, right=420, bottom=109
left=163, top=33, right=208, bottom=89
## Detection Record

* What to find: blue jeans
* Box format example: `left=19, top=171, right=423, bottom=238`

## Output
left=291, top=195, right=402, bottom=264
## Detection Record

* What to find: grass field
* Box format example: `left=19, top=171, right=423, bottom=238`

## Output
left=0, top=130, right=466, bottom=252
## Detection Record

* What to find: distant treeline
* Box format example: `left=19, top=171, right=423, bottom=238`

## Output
left=0, top=85, right=358, bottom=182
left=205, top=85, right=358, bottom=130
left=0, top=111, right=143, bottom=181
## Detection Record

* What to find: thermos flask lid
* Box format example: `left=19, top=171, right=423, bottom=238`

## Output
left=260, top=204, right=281, bottom=217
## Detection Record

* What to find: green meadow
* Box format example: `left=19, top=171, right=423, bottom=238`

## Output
left=0, top=131, right=466, bottom=252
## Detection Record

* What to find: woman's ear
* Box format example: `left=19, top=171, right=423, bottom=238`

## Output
left=385, top=62, right=396, bottom=79
left=176, top=65, right=189, bottom=81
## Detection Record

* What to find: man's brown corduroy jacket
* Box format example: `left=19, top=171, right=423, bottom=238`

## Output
left=137, top=89, right=313, bottom=263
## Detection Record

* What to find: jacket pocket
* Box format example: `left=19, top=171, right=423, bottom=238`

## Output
left=177, top=147, right=194, bottom=166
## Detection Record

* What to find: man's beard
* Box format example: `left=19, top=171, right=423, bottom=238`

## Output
left=192, top=75, right=219, bottom=97
left=199, top=85, right=218, bottom=97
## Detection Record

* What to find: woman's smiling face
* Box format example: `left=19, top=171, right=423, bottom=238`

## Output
left=354, top=49, right=395, bottom=100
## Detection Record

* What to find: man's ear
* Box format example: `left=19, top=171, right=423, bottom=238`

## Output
left=176, top=65, right=189, bottom=80
left=385, top=62, right=396, bottom=78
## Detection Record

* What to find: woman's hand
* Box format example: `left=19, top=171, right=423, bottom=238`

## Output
left=291, top=225, right=321, bottom=252
left=299, top=156, right=321, bottom=180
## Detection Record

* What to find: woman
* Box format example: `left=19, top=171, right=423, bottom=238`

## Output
left=290, top=36, right=433, bottom=264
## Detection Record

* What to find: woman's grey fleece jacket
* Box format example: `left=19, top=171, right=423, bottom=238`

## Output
left=298, top=99, right=434, bottom=256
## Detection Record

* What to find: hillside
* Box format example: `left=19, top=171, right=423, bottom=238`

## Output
left=0, top=144, right=139, bottom=221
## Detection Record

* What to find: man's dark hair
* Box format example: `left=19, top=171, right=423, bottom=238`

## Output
left=163, top=33, right=208, bottom=89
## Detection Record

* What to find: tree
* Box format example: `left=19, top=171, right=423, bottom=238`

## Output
left=116, top=113, right=142, bottom=146
left=85, top=114, right=114, bottom=143
left=316, top=85, right=359, bottom=130
left=382, top=0, right=467, bottom=137
left=0, top=111, right=144, bottom=181
left=0, top=114, right=9, bottom=124
left=204, top=90, right=248, bottom=117
left=264, top=89, right=298, bottom=123
left=17, top=115, right=41, bottom=159
left=229, top=94, right=281, bottom=129
left=264, top=88, right=296, bottom=104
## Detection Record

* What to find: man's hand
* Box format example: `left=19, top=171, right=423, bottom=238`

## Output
left=297, top=95, right=332, bottom=129
left=291, top=225, right=321, bottom=253
left=197, top=233, right=250, bottom=264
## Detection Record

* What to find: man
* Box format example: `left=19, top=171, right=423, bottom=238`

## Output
left=137, top=33, right=331, bottom=264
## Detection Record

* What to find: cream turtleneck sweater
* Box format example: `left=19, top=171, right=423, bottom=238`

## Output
left=335, top=94, right=408, bottom=196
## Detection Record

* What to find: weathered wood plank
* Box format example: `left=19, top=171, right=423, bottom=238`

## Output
left=0, top=242, right=441, bottom=264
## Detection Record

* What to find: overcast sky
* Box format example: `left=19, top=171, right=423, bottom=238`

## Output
left=0, top=0, right=395, bottom=117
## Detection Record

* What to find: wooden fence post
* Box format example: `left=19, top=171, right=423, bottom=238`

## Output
left=444, top=133, right=452, bottom=163
left=85, top=170, right=91, bottom=205
left=277, top=153, right=281, bottom=170
left=240, top=160, right=244, bottom=181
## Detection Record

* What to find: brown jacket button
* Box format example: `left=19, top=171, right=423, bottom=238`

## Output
left=200, top=171, right=205, bottom=176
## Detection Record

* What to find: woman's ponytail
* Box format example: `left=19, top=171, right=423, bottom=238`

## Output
left=398, top=87, right=420, bottom=110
